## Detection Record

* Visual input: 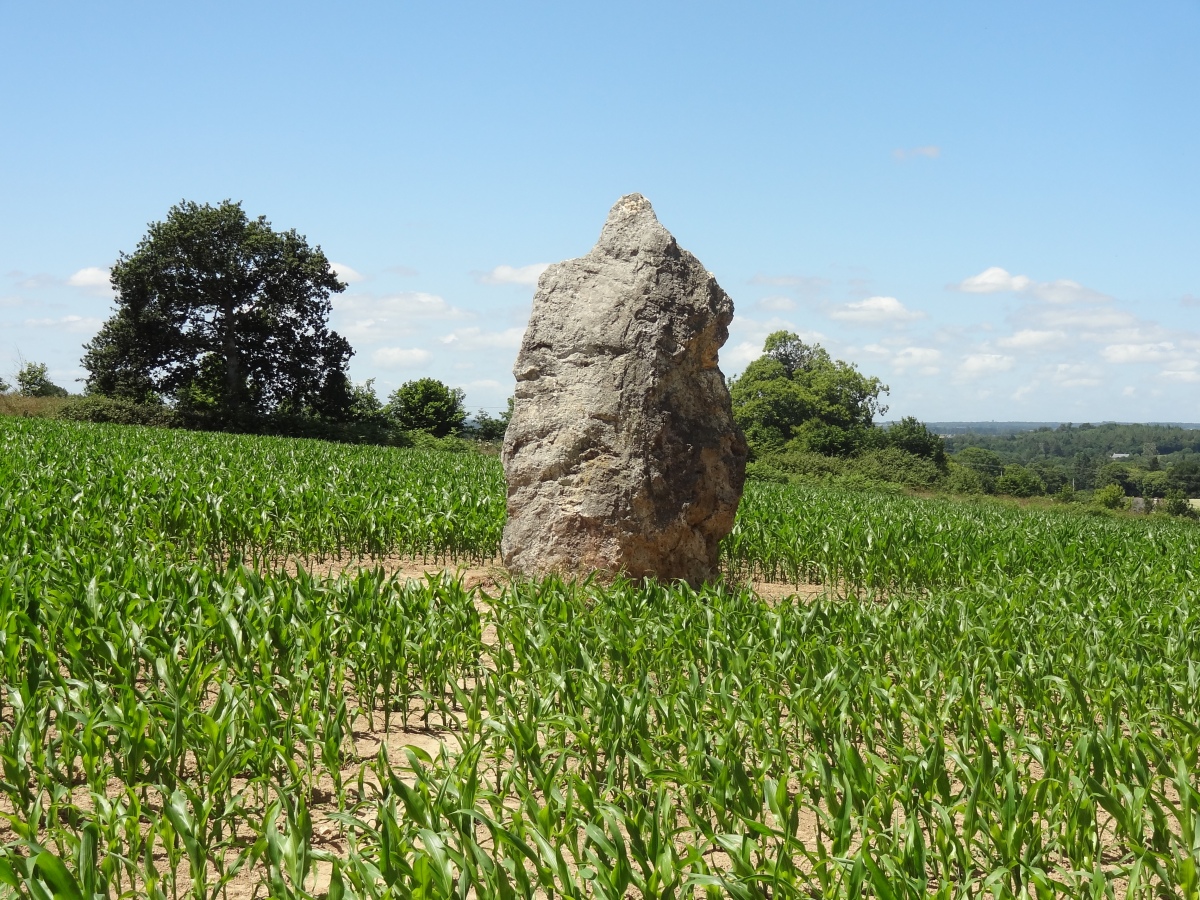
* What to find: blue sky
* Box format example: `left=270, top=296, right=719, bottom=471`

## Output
left=3, top=1, right=1198, bottom=422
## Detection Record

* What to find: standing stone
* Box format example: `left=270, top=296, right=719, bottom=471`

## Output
left=501, top=193, right=748, bottom=585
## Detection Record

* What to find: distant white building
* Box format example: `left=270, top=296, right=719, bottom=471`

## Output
left=1110, top=453, right=1131, bottom=459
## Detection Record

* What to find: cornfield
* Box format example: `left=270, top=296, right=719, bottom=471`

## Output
left=2, top=417, right=1199, bottom=898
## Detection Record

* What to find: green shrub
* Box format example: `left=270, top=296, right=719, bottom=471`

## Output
left=945, top=463, right=986, bottom=495
left=1163, top=490, right=1198, bottom=519
left=995, top=465, right=1045, bottom=498
left=744, top=460, right=789, bottom=483
left=849, top=447, right=944, bottom=487
left=58, top=395, right=181, bottom=428
left=953, top=447, right=1003, bottom=492
left=765, top=450, right=847, bottom=479
left=1093, top=483, right=1127, bottom=510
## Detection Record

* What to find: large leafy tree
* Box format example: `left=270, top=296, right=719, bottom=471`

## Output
left=82, top=200, right=353, bottom=421
left=729, top=331, right=889, bottom=455
left=386, top=378, right=466, bottom=437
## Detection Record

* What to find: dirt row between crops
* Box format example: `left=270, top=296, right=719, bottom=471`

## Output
left=273, top=551, right=833, bottom=602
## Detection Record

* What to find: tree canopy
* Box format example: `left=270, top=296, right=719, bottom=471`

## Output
left=82, top=200, right=353, bottom=423
left=729, top=331, right=889, bottom=455
left=386, top=378, right=466, bottom=437
left=16, top=362, right=69, bottom=398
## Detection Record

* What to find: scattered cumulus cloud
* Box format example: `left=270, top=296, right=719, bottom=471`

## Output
left=861, top=343, right=940, bottom=376
left=892, top=145, right=941, bottom=161
left=1101, top=342, right=1178, bottom=364
left=23, top=314, right=103, bottom=333
left=755, top=295, right=795, bottom=312
left=1050, top=363, right=1102, bottom=389
left=891, top=346, right=942, bottom=375
left=440, top=326, right=526, bottom=351
left=371, top=347, right=431, bottom=369
left=1035, top=306, right=1136, bottom=333
left=1161, top=360, right=1200, bottom=383
left=828, top=296, right=925, bottom=325
left=954, top=267, right=1032, bottom=294
left=16, top=273, right=60, bottom=290
left=953, top=267, right=1112, bottom=306
left=996, top=329, right=1067, bottom=350
left=385, top=265, right=419, bottom=277
left=67, top=267, right=111, bottom=290
left=748, top=274, right=829, bottom=293
left=956, top=353, right=1015, bottom=380
left=333, top=292, right=470, bottom=342
left=476, top=263, right=550, bottom=286
left=330, top=262, right=365, bottom=284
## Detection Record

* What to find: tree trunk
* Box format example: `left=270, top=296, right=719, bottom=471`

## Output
left=222, top=304, right=241, bottom=419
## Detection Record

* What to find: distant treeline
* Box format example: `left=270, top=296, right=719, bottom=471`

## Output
left=944, top=422, right=1200, bottom=464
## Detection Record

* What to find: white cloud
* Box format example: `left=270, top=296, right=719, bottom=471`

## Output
left=893, top=146, right=941, bottom=161
left=1101, top=342, right=1178, bottom=364
left=956, top=353, right=1015, bottom=379
left=22, top=314, right=103, bottom=333
left=1030, top=279, right=1109, bottom=305
left=1012, top=382, right=1038, bottom=401
left=891, top=346, right=942, bottom=375
left=954, top=267, right=1032, bottom=294
left=440, top=326, right=526, bottom=351
left=1122, top=386, right=1136, bottom=397
left=997, top=329, right=1067, bottom=350
left=476, top=263, right=551, bottom=286
left=829, top=296, right=925, bottom=325
left=1161, top=360, right=1200, bottom=383
left=333, top=292, right=470, bottom=342
left=1050, top=363, right=1102, bottom=389
left=67, top=267, right=111, bottom=290
left=1035, top=306, right=1137, bottom=332
left=16, top=273, right=59, bottom=290
left=371, top=347, right=431, bottom=369
left=756, top=295, right=795, bottom=312
left=331, top=262, right=365, bottom=284
left=954, top=267, right=1112, bottom=306
left=749, top=274, right=829, bottom=292
left=723, top=340, right=767, bottom=370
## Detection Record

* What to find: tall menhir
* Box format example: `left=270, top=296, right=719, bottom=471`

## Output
left=501, top=194, right=748, bottom=586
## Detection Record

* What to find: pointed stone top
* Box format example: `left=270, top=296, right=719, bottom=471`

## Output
left=595, top=193, right=676, bottom=259
left=609, top=192, right=655, bottom=219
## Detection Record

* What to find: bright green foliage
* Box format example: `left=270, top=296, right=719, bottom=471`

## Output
left=1164, top=490, right=1199, bottom=519
left=730, top=331, right=888, bottom=455
left=953, top=447, right=1004, bottom=489
left=386, top=377, right=467, bottom=437
left=995, top=464, right=1045, bottom=497
left=1094, top=482, right=1128, bottom=510
left=3, top=416, right=1200, bottom=897
left=0, top=417, right=504, bottom=564
left=15, top=361, right=68, bottom=398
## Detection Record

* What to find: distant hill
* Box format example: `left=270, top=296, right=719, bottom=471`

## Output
left=919, top=421, right=1200, bottom=436
left=933, top=421, right=1200, bottom=465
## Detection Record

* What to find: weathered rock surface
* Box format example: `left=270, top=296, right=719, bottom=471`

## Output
left=501, top=193, right=748, bottom=585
